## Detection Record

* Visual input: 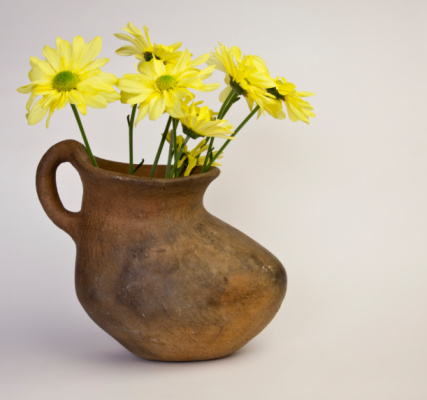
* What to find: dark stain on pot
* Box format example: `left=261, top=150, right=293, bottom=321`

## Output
left=117, top=247, right=230, bottom=323
left=195, top=222, right=222, bottom=246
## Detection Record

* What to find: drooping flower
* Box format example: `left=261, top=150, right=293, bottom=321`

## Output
left=196, top=149, right=223, bottom=169
left=115, top=23, right=182, bottom=68
left=266, top=77, right=315, bottom=123
left=118, top=50, right=219, bottom=122
left=183, top=139, right=223, bottom=176
left=180, top=102, right=234, bottom=140
left=17, top=36, right=120, bottom=127
left=166, top=134, right=222, bottom=176
left=207, top=44, right=276, bottom=113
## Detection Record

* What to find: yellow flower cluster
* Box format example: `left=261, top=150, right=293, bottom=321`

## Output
left=114, top=24, right=237, bottom=175
left=117, top=49, right=220, bottom=123
left=166, top=133, right=223, bottom=177
left=208, top=44, right=315, bottom=124
left=18, top=23, right=315, bottom=177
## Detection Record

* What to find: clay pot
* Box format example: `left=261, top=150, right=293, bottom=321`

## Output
left=36, top=140, right=287, bottom=361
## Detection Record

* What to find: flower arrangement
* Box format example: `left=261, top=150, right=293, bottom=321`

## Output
left=18, top=23, right=315, bottom=178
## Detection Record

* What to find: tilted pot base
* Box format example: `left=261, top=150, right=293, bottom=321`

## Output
left=36, top=140, right=287, bottom=361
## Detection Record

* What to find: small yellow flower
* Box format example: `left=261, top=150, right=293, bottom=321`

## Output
left=17, top=36, right=120, bottom=127
left=196, top=148, right=223, bottom=169
left=118, top=50, right=219, bottom=122
left=266, top=77, right=315, bottom=123
left=207, top=44, right=276, bottom=113
left=115, top=23, right=182, bottom=69
left=166, top=134, right=222, bottom=176
left=183, top=139, right=223, bottom=176
left=180, top=102, right=234, bottom=140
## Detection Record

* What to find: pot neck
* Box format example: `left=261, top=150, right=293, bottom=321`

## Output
left=70, top=142, right=220, bottom=218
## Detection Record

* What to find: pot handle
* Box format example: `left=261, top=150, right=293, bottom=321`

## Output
left=36, top=140, right=83, bottom=239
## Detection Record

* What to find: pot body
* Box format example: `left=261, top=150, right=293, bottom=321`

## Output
left=36, top=140, right=287, bottom=361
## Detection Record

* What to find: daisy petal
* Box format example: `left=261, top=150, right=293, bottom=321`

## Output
left=148, top=94, right=166, bottom=120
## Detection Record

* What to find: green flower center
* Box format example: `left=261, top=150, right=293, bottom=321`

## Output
left=53, top=71, right=80, bottom=92
left=267, top=87, right=285, bottom=101
left=155, top=75, right=177, bottom=91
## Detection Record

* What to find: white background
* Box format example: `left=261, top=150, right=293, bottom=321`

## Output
left=1, top=0, right=426, bottom=399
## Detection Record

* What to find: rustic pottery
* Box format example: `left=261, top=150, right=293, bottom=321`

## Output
left=36, top=139, right=287, bottom=361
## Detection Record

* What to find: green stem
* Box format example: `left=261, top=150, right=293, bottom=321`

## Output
left=201, top=91, right=239, bottom=173
left=172, top=135, right=191, bottom=178
left=150, top=116, right=172, bottom=178
left=70, top=104, right=98, bottom=167
left=208, top=105, right=260, bottom=168
left=165, top=119, right=177, bottom=178
left=218, top=90, right=238, bottom=120
left=128, top=105, right=137, bottom=175
left=133, top=158, right=145, bottom=174
left=221, top=93, right=239, bottom=118
left=170, top=119, right=179, bottom=178
left=176, top=158, right=188, bottom=177
left=201, top=137, right=215, bottom=172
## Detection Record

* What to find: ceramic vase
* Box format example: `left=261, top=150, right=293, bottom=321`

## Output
left=36, top=140, right=287, bottom=361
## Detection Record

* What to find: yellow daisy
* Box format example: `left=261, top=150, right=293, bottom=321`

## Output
left=183, top=139, right=223, bottom=177
left=118, top=50, right=219, bottom=122
left=115, top=23, right=182, bottom=68
left=266, top=77, right=315, bottom=123
left=207, top=44, right=276, bottom=113
left=180, top=103, right=234, bottom=140
left=196, top=151, right=222, bottom=167
left=17, top=36, right=120, bottom=127
left=166, top=134, right=222, bottom=177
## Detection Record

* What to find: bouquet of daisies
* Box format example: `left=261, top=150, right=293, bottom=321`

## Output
left=18, top=22, right=315, bottom=178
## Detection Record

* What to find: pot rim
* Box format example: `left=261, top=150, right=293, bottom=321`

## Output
left=69, top=139, right=221, bottom=184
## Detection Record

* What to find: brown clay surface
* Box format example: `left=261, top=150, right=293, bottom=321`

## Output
left=36, top=140, right=287, bottom=361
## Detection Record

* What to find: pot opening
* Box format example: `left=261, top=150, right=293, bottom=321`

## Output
left=95, top=158, right=205, bottom=179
